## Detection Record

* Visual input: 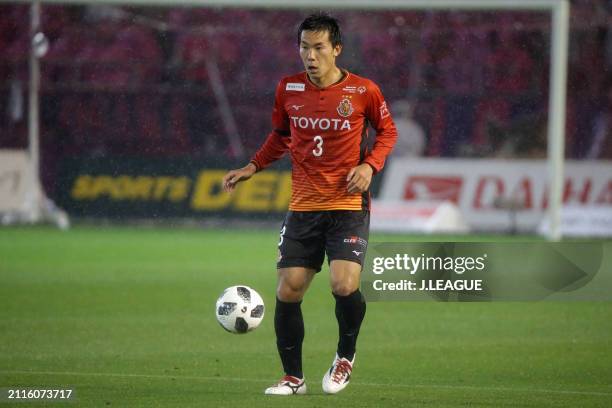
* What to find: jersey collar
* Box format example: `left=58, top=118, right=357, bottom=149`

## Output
left=303, top=69, right=351, bottom=90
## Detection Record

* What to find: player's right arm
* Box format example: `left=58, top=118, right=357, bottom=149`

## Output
left=222, top=80, right=290, bottom=193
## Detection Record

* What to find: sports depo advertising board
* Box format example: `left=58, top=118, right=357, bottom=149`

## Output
left=56, top=157, right=291, bottom=218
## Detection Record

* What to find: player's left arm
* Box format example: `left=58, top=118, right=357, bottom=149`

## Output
left=347, top=83, right=398, bottom=194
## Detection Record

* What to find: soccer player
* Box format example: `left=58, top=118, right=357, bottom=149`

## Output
left=222, top=13, right=397, bottom=395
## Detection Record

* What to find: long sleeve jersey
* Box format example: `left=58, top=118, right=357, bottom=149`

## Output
left=250, top=70, right=397, bottom=211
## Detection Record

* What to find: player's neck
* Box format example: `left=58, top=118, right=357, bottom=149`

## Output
left=308, top=67, right=344, bottom=88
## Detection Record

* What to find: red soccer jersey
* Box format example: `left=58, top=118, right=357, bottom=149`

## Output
left=250, top=70, right=397, bottom=211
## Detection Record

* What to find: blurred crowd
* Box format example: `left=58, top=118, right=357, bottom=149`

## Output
left=1, top=1, right=611, bottom=167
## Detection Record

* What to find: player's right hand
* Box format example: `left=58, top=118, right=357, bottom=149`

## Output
left=222, top=163, right=257, bottom=192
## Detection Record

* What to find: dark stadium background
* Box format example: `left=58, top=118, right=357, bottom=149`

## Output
left=1, top=1, right=611, bottom=202
left=1, top=2, right=611, bottom=407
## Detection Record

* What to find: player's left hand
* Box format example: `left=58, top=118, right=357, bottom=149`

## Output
left=346, top=163, right=373, bottom=194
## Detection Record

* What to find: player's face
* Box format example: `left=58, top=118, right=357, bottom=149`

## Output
left=299, top=30, right=342, bottom=84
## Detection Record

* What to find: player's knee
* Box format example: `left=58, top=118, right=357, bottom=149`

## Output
left=331, top=281, right=358, bottom=297
left=277, top=281, right=306, bottom=302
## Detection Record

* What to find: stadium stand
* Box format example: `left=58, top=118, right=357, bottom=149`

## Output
left=0, top=2, right=611, bottom=193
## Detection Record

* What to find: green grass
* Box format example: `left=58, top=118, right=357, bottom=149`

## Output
left=0, top=226, right=611, bottom=407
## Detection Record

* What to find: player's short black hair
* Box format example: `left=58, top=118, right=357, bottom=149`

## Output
left=297, top=13, right=343, bottom=48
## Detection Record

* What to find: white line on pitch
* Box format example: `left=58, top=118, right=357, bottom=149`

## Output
left=356, top=380, right=612, bottom=397
left=1, top=370, right=611, bottom=398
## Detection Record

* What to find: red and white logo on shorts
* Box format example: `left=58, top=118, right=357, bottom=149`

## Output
left=343, top=236, right=367, bottom=247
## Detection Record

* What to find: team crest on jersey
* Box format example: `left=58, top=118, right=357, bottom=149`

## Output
left=337, top=97, right=354, bottom=118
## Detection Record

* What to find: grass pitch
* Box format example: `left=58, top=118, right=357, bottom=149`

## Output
left=0, top=226, right=611, bottom=407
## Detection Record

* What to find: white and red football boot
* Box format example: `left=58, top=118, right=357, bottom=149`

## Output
left=264, top=375, right=307, bottom=395
left=322, top=354, right=355, bottom=394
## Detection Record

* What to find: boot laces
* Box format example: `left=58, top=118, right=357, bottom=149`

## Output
left=331, top=359, right=352, bottom=383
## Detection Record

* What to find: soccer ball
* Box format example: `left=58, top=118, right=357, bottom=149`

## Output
left=215, top=285, right=265, bottom=334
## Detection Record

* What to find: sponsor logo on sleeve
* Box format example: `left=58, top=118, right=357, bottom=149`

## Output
left=286, top=82, right=305, bottom=92
left=379, top=101, right=390, bottom=119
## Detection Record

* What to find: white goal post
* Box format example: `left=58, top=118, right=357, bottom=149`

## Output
left=10, top=0, right=569, bottom=240
left=1, top=1, right=70, bottom=229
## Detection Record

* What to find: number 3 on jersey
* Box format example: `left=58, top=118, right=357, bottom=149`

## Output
left=312, top=135, right=323, bottom=157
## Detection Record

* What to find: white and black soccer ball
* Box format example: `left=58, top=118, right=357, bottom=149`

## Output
left=215, top=285, right=265, bottom=334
